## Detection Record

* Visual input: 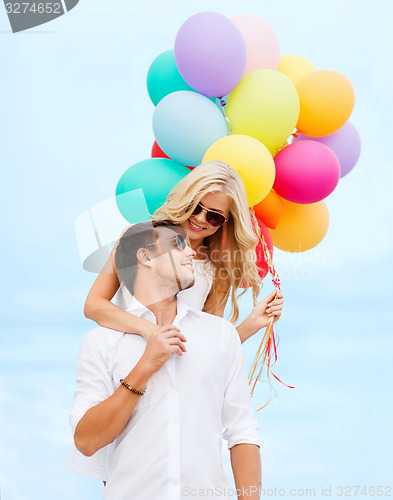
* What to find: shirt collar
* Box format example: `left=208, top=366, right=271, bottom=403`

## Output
left=126, top=294, right=191, bottom=322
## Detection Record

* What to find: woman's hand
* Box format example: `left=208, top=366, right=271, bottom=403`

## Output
left=142, top=323, right=178, bottom=342
left=248, top=290, right=284, bottom=331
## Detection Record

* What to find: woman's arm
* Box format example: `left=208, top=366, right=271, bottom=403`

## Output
left=204, top=282, right=284, bottom=344
left=237, top=290, right=284, bottom=343
left=84, top=255, right=159, bottom=340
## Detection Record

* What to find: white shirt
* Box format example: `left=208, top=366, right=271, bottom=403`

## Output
left=69, top=295, right=260, bottom=500
left=67, top=259, right=214, bottom=480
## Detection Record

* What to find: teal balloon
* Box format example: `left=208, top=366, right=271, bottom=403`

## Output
left=116, top=158, right=189, bottom=222
left=147, top=50, right=194, bottom=106
left=115, top=189, right=151, bottom=224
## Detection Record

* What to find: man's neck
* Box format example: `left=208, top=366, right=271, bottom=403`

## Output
left=134, top=287, right=178, bottom=326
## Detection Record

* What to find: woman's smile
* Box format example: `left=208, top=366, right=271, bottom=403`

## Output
left=188, top=219, right=206, bottom=232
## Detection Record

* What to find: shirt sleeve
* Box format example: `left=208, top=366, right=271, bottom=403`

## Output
left=69, top=328, right=115, bottom=436
left=66, top=441, right=110, bottom=481
left=221, top=322, right=260, bottom=450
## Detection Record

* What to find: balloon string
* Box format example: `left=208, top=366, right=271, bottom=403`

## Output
left=249, top=316, right=274, bottom=397
left=271, top=371, right=295, bottom=389
left=219, top=98, right=232, bottom=135
left=248, top=325, right=270, bottom=385
left=275, top=140, right=289, bottom=156
left=225, top=117, right=233, bottom=135
left=248, top=208, right=294, bottom=410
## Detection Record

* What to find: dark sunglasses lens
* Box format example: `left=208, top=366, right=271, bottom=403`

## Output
left=206, top=212, right=225, bottom=227
left=192, top=203, right=203, bottom=216
left=176, top=234, right=187, bottom=250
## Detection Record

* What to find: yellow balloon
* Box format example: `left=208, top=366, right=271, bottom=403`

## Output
left=296, top=69, right=355, bottom=137
left=226, top=70, right=300, bottom=156
left=269, top=198, right=329, bottom=252
left=277, top=54, right=316, bottom=86
left=202, top=134, right=275, bottom=207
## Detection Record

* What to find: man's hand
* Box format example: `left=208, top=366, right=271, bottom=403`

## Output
left=139, top=325, right=187, bottom=375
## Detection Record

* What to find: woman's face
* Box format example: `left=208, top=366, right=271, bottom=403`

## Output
left=180, top=192, right=231, bottom=244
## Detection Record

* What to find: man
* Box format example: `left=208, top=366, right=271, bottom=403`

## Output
left=70, top=221, right=261, bottom=499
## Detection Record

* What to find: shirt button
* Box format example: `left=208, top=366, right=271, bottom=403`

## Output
left=172, top=479, right=178, bottom=485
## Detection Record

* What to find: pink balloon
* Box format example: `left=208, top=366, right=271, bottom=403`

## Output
left=273, top=141, right=340, bottom=204
left=231, top=14, right=280, bottom=75
left=292, top=121, right=361, bottom=178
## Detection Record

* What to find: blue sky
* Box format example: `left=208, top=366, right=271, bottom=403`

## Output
left=1, top=0, right=392, bottom=498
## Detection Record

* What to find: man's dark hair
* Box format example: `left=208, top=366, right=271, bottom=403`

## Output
left=114, top=220, right=181, bottom=295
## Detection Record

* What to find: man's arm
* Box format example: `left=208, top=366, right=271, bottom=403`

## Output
left=221, top=322, right=262, bottom=498
left=72, top=324, right=187, bottom=457
left=230, top=444, right=261, bottom=500
left=74, top=360, right=153, bottom=457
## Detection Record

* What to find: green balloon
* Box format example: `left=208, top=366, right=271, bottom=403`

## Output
left=115, top=158, right=189, bottom=223
left=147, top=50, right=214, bottom=105
left=147, top=50, right=194, bottom=106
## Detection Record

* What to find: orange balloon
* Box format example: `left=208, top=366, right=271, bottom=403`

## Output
left=296, top=69, right=355, bottom=137
left=254, top=190, right=284, bottom=229
left=269, top=198, right=329, bottom=252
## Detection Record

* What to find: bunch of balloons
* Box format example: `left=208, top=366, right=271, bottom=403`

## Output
left=115, top=11, right=361, bottom=277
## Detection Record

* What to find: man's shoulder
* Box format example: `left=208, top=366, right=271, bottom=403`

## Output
left=187, top=309, right=231, bottom=325
left=186, top=309, right=239, bottom=340
left=82, top=326, right=124, bottom=349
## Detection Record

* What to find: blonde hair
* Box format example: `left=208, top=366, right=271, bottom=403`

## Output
left=152, top=161, right=262, bottom=323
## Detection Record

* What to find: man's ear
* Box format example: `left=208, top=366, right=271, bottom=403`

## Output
left=136, top=248, right=151, bottom=265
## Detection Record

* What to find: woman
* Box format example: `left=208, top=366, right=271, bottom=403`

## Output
left=85, top=161, right=284, bottom=343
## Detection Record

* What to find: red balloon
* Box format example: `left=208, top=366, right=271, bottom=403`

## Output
left=151, top=140, right=170, bottom=159
left=254, top=215, right=273, bottom=281
left=240, top=214, right=273, bottom=288
left=151, top=141, right=194, bottom=170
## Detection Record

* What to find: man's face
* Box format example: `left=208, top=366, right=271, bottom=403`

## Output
left=146, top=226, right=196, bottom=292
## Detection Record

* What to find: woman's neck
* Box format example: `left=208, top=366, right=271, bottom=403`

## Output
left=191, top=240, right=208, bottom=260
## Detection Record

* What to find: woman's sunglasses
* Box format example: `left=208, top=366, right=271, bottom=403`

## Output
left=191, top=202, right=228, bottom=228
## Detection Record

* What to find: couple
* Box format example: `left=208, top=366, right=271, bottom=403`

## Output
left=69, top=161, right=284, bottom=498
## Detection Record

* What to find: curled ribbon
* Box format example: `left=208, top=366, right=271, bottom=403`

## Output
left=249, top=209, right=294, bottom=411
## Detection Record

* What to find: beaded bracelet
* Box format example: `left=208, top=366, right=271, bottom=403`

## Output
left=120, top=379, right=145, bottom=396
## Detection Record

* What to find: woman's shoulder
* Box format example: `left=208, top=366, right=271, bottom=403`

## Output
left=193, top=257, right=214, bottom=274
left=193, top=257, right=208, bottom=264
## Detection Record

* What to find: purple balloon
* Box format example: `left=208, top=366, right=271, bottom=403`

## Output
left=293, top=121, right=361, bottom=178
left=174, top=12, right=246, bottom=98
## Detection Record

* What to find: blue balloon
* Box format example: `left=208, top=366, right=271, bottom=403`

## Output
left=153, top=90, right=229, bottom=167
